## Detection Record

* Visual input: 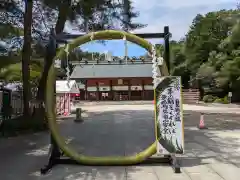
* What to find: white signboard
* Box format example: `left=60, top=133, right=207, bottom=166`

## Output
left=87, top=87, right=97, bottom=91
left=228, top=92, right=232, bottom=97
left=144, top=85, right=153, bottom=90
left=99, top=86, right=110, bottom=91
left=77, top=83, right=85, bottom=89
left=155, top=76, right=184, bottom=154
left=112, top=86, right=128, bottom=91
left=130, top=86, right=142, bottom=91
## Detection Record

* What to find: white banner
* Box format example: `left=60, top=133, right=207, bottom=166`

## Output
left=155, top=76, right=184, bottom=155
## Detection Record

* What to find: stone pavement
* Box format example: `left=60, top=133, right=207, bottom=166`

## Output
left=0, top=104, right=240, bottom=180
left=74, top=100, right=240, bottom=108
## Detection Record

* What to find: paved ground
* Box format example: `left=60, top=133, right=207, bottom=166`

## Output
left=0, top=103, right=240, bottom=180
left=74, top=100, right=240, bottom=108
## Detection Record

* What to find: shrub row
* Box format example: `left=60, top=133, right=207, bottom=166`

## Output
left=202, top=95, right=229, bottom=104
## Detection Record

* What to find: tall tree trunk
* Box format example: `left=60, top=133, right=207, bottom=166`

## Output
left=33, top=1, right=71, bottom=123
left=22, top=0, right=33, bottom=118
left=36, top=0, right=71, bottom=101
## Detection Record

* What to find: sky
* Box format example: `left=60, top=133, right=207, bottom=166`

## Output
left=64, top=0, right=238, bottom=57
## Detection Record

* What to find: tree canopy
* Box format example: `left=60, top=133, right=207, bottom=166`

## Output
left=165, top=7, right=240, bottom=102
left=1, top=2, right=240, bottom=103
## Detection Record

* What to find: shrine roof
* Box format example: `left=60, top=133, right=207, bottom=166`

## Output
left=70, top=63, right=158, bottom=79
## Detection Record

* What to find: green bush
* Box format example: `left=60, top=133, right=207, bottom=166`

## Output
left=0, top=115, right=47, bottom=138
left=203, top=95, right=217, bottom=103
left=213, top=98, right=223, bottom=103
left=213, top=96, right=229, bottom=104
left=222, top=96, right=229, bottom=104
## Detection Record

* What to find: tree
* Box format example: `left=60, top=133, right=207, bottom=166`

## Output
left=0, top=59, right=42, bottom=83
left=170, top=7, right=240, bottom=101
left=167, top=40, right=190, bottom=88
left=36, top=0, right=145, bottom=102
left=0, top=0, right=32, bottom=117
left=1, top=0, right=144, bottom=121
left=20, top=0, right=33, bottom=118
left=0, top=1, right=24, bottom=69
left=184, top=10, right=239, bottom=75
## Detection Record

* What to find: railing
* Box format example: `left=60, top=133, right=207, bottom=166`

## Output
left=0, top=89, right=39, bottom=118
left=10, top=91, right=23, bottom=115
left=0, top=90, right=23, bottom=117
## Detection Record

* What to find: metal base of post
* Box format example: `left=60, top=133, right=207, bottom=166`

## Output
left=169, top=154, right=181, bottom=173
left=41, top=136, right=181, bottom=174
left=40, top=135, right=63, bottom=174
left=41, top=154, right=181, bottom=174
left=149, top=154, right=181, bottom=173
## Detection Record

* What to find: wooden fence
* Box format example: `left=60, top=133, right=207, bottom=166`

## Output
left=0, top=90, right=23, bottom=116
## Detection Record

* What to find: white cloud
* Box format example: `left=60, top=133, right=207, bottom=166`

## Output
left=64, top=0, right=237, bottom=44
left=131, top=0, right=159, bottom=11
left=131, top=0, right=237, bottom=40
left=159, top=0, right=236, bottom=9
left=132, top=0, right=237, bottom=10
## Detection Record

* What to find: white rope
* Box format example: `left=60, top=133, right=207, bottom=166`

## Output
left=64, top=44, right=70, bottom=55
left=88, top=31, right=96, bottom=75
left=157, top=57, right=163, bottom=65
left=122, top=33, right=128, bottom=64
left=54, top=59, right=61, bottom=68
left=64, top=44, right=71, bottom=87
left=123, top=34, right=126, bottom=41
left=151, top=45, right=157, bottom=63
left=151, top=45, right=163, bottom=89
left=90, top=32, right=95, bottom=41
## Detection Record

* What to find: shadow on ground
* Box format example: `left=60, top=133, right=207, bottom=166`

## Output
left=0, top=108, right=239, bottom=179
left=57, top=109, right=240, bottom=164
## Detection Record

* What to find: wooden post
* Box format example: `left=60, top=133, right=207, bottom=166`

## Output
left=128, top=79, right=131, bottom=100
left=85, top=79, right=88, bottom=100
left=110, top=79, right=113, bottom=100
left=164, top=26, right=170, bottom=72
left=96, top=82, right=99, bottom=101
left=141, top=79, right=145, bottom=100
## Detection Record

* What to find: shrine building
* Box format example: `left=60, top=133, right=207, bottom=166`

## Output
left=70, top=60, right=156, bottom=101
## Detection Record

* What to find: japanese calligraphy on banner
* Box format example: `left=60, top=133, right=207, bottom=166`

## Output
left=154, top=76, right=184, bottom=154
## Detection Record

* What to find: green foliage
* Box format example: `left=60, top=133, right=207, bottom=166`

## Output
left=1, top=116, right=47, bottom=138
left=203, top=95, right=217, bottom=103
left=213, top=96, right=229, bottom=104
left=184, top=10, right=239, bottom=74
left=0, top=57, right=43, bottom=84
left=213, top=98, right=223, bottom=103
left=222, top=96, right=229, bottom=104
left=40, top=0, right=145, bottom=32
left=0, top=23, right=23, bottom=39
left=168, top=7, right=240, bottom=102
